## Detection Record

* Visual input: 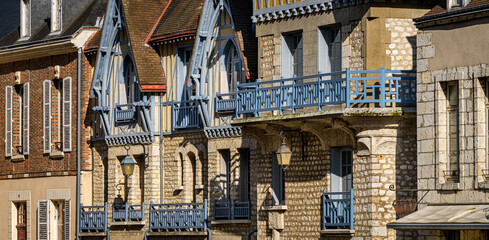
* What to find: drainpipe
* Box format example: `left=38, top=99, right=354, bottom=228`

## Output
left=159, top=92, right=164, bottom=204
left=76, top=48, right=82, bottom=240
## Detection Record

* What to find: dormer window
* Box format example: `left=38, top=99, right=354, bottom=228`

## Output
left=448, top=0, right=471, bottom=10
left=20, top=0, right=31, bottom=39
left=51, top=0, right=62, bottom=33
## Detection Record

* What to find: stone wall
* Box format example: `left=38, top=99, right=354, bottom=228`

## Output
left=386, top=18, right=417, bottom=70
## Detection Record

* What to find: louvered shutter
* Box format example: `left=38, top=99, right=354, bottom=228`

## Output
left=5, top=86, right=12, bottom=157
left=331, top=28, right=342, bottom=73
left=318, top=29, right=331, bottom=75
left=62, top=77, right=72, bottom=152
left=281, top=36, right=292, bottom=78
left=38, top=200, right=49, bottom=240
left=43, top=80, right=51, bottom=154
left=295, top=34, right=303, bottom=78
left=63, top=199, right=71, bottom=240
left=23, top=83, right=29, bottom=155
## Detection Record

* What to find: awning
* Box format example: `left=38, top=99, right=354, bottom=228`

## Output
left=387, top=205, right=489, bottom=230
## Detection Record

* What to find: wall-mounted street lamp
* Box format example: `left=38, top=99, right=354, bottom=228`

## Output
left=276, top=131, right=292, bottom=168
left=120, top=145, right=136, bottom=177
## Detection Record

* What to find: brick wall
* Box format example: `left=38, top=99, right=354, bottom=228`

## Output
left=0, top=51, right=94, bottom=178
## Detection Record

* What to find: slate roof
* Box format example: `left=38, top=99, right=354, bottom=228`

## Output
left=0, top=0, right=107, bottom=48
left=149, top=0, right=203, bottom=42
left=121, top=0, right=169, bottom=90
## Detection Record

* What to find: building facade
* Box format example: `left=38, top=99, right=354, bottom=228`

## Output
left=388, top=1, right=489, bottom=239
left=0, top=0, right=105, bottom=240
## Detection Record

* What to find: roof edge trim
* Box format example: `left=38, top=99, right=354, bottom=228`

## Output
left=144, top=0, right=173, bottom=44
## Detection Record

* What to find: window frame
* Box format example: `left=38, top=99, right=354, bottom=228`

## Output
left=281, top=32, right=303, bottom=79
left=50, top=0, right=62, bottom=34
left=446, top=81, right=460, bottom=180
left=20, top=0, right=31, bottom=39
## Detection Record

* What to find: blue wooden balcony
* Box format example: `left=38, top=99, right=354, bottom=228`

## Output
left=112, top=202, right=145, bottom=222
left=215, top=68, right=416, bottom=117
left=214, top=199, right=251, bottom=220
left=114, top=103, right=137, bottom=122
left=214, top=93, right=236, bottom=112
left=170, top=101, right=202, bottom=130
left=79, top=203, right=108, bottom=233
left=322, top=189, right=354, bottom=230
left=149, top=200, right=208, bottom=232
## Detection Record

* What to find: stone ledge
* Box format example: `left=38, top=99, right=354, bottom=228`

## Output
left=11, top=155, right=25, bottom=162
left=50, top=151, right=65, bottom=159
left=211, top=219, right=251, bottom=225
left=478, top=182, right=489, bottom=189
left=437, top=182, right=460, bottom=191
left=79, top=232, right=107, bottom=236
left=320, top=229, right=355, bottom=236
left=263, top=205, right=287, bottom=211
left=174, top=186, right=184, bottom=191
left=147, top=231, right=208, bottom=236
left=110, top=221, right=146, bottom=227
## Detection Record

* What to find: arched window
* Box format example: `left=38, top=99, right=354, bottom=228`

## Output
left=119, top=56, right=138, bottom=104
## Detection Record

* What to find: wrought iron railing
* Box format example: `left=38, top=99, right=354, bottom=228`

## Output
left=322, top=189, right=354, bottom=230
left=170, top=101, right=202, bottom=130
left=115, top=103, right=137, bottom=122
left=214, top=199, right=251, bottom=220
left=149, top=200, right=208, bottom=232
left=112, top=202, right=145, bottom=222
left=215, top=68, right=416, bottom=117
left=79, top=203, right=108, bottom=233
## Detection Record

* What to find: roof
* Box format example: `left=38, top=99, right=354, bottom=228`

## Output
left=228, top=0, right=258, bottom=79
left=387, top=205, right=489, bottom=229
left=149, top=0, right=203, bottom=42
left=0, top=0, right=107, bottom=48
left=121, top=0, right=169, bottom=90
left=421, top=0, right=489, bottom=17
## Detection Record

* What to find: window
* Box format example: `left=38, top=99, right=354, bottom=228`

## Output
left=219, top=150, right=231, bottom=200
left=282, top=32, right=303, bottom=79
left=119, top=57, right=137, bottom=104
left=38, top=199, right=70, bottom=240
left=331, top=147, right=353, bottom=194
left=239, top=149, right=250, bottom=201
left=44, top=78, right=71, bottom=154
left=177, top=46, right=193, bottom=101
left=447, top=0, right=470, bottom=10
left=226, top=45, right=241, bottom=93
left=5, top=83, right=28, bottom=157
left=16, top=202, right=27, bottom=240
left=51, top=0, right=62, bottom=33
left=272, top=154, right=285, bottom=205
left=446, top=82, right=459, bottom=181
left=318, top=27, right=342, bottom=76
left=20, top=0, right=31, bottom=38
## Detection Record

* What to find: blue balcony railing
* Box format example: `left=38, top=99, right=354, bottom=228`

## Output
left=215, top=93, right=236, bottom=112
left=79, top=203, right=108, bottom=233
left=112, top=202, right=145, bottom=222
left=322, top=189, right=354, bottom=230
left=149, top=200, right=208, bottom=232
left=214, top=199, right=251, bottom=220
left=215, top=68, right=416, bottom=117
left=115, top=103, right=137, bottom=122
left=171, top=101, right=202, bottom=130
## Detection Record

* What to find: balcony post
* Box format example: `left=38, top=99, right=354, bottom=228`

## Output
left=350, top=188, right=354, bottom=230
left=125, top=202, right=129, bottom=222
left=322, top=190, right=326, bottom=230
left=279, top=77, right=284, bottom=115
left=104, top=202, right=108, bottom=233
left=229, top=199, right=232, bottom=220
left=346, top=68, right=351, bottom=107
left=79, top=203, right=83, bottom=233
left=380, top=67, right=386, bottom=108
left=142, top=202, right=145, bottom=221
left=204, top=199, right=208, bottom=231
left=235, top=82, right=239, bottom=118
left=317, top=71, right=321, bottom=111
left=291, top=75, right=296, bottom=114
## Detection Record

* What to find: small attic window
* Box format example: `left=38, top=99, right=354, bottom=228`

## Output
left=20, top=0, right=31, bottom=39
left=448, top=0, right=470, bottom=10
left=51, top=0, right=62, bottom=33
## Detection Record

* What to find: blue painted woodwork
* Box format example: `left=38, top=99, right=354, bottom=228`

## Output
left=214, top=93, right=236, bottom=112
left=170, top=101, right=202, bottom=130
left=149, top=200, right=208, bottom=232
left=112, top=202, right=145, bottom=222
left=115, top=104, right=137, bottom=122
left=214, top=199, right=251, bottom=220
left=214, top=68, right=416, bottom=116
left=79, top=203, right=108, bottom=233
left=233, top=200, right=251, bottom=219
left=322, top=189, right=354, bottom=230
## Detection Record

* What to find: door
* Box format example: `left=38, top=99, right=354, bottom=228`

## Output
left=16, top=202, right=26, bottom=240
left=331, top=147, right=353, bottom=196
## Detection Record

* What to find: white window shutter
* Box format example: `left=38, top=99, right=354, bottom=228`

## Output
left=62, top=77, right=72, bottom=152
left=318, top=29, right=331, bottom=75
left=23, top=83, right=29, bottom=155
left=63, top=199, right=71, bottom=240
left=5, top=86, right=12, bottom=157
left=281, top=36, right=292, bottom=78
left=38, top=200, right=49, bottom=240
left=43, top=80, right=51, bottom=154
